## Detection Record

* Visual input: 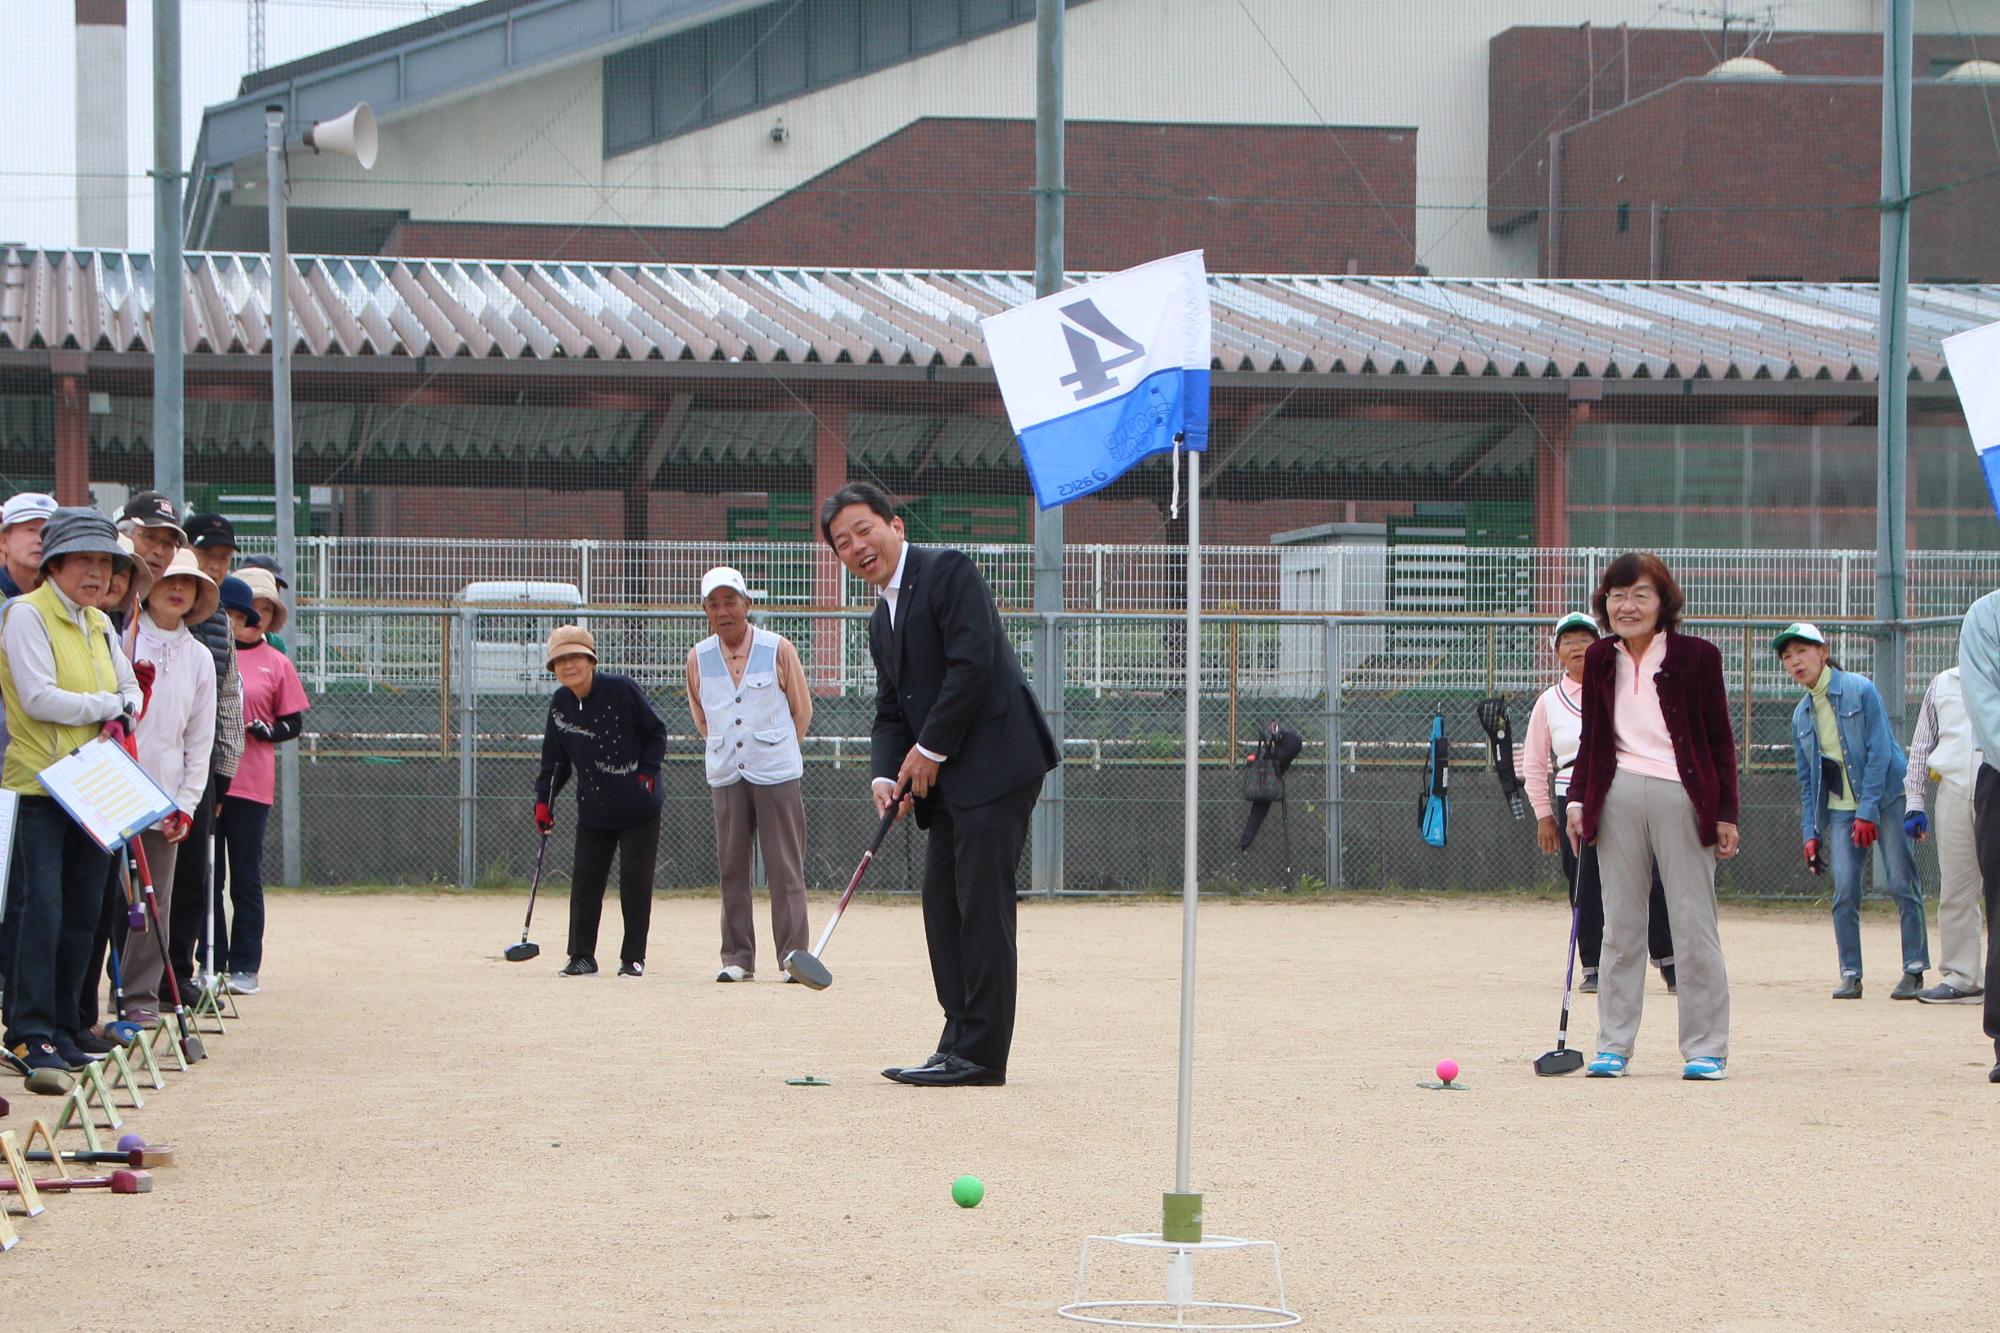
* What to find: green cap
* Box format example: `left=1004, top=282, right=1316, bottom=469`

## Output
left=1551, top=611, right=1599, bottom=646
left=1770, top=621, right=1827, bottom=654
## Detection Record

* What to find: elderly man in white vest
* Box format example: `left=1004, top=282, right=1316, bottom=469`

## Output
left=686, top=566, right=814, bottom=982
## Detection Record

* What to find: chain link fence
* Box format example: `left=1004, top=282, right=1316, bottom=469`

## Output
left=264, top=604, right=1970, bottom=905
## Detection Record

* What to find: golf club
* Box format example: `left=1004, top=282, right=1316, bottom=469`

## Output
left=0, top=1169, right=153, bottom=1194
left=127, top=838, right=206, bottom=1063
left=27, top=1144, right=175, bottom=1169
left=104, top=944, right=142, bottom=1047
left=1534, top=850, right=1588, bottom=1077
left=505, top=832, right=551, bottom=962
left=782, top=786, right=905, bottom=990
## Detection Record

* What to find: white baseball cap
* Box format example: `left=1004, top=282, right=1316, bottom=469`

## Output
left=700, top=566, right=749, bottom=601
left=1, top=492, right=57, bottom=529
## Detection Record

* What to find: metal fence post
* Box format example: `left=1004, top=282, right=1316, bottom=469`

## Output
left=1031, top=612, right=1066, bottom=895
left=1323, top=617, right=1343, bottom=890
left=458, top=605, right=478, bottom=890
left=279, top=607, right=302, bottom=886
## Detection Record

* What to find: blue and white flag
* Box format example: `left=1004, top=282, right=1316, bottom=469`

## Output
left=981, top=250, right=1211, bottom=509
left=1943, top=318, right=2000, bottom=515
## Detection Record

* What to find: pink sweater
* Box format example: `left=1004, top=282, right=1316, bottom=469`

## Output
left=1611, top=633, right=1681, bottom=783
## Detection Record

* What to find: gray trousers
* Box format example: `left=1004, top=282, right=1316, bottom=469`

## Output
left=1595, top=773, right=1730, bottom=1060
left=122, top=830, right=178, bottom=1012
left=1935, top=782, right=1987, bottom=991
left=712, top=778, right=809, bottom=973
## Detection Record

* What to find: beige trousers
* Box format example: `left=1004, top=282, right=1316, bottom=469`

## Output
left=1594, top=773, right=1730, bottom=1061
left=1935, top=782, right=1987, bottom=991
left=712, top=778, right=809, bottom=974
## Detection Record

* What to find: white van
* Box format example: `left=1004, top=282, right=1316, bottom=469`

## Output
left=455, top=581, right=585, bottom=695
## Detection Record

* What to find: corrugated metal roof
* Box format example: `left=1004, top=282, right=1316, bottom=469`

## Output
left=3, top=247, right=1990, bottom=383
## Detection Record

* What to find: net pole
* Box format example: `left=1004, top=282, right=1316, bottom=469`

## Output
left=1175, top=449, right=1201, bottom=1195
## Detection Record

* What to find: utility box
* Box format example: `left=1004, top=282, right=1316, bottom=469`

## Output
left=1272, top=522, right=1387, bottom=693
left=454, top=581, right=585, bottom=695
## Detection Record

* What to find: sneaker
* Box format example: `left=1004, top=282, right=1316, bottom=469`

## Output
left=1916, top=982, right=1985, bottom=1005
left=618, top=960, right=644, bottom=979
left=1682, top=1056, right=1728, bottom=1081
left=1585, top=1051, right=1628, bottom=1078
left=125, top=1009, right=162, bottom=1029
left=50, top=1031, right=100, bottom=1070
left=1990, top=1061, right=2000, bottom=1084
left=1832, top=975, right=1863, bottom=1000
left=226, top=972, right=261, bottom=995
left=7, top=1039, right=77, bottom=1096
left=1661, top=963, right=1678, bottom=995
left=70, top=1028, right=117, bottom=1056
left=1890, top=971, right=1925, bottom=1001
left=559, top=956, right=598, bottom=977
left=716, top=965, right=750, bottom=982
left=1579, top=969, right=1598, bottom=995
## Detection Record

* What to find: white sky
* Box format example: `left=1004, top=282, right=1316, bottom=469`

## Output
left=0, top=0, right=472, bottom=249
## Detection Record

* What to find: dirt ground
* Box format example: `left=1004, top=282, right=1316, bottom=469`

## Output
left=5, top=890, right=1997, bottom=1330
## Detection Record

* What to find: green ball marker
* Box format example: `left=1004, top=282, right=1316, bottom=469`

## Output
left=951, top=1175, right=984, bottom=1208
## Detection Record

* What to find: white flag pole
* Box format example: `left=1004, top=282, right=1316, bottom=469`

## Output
left=1176, top=444, right=1200, bottom=1194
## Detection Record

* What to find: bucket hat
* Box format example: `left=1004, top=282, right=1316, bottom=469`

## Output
left=150, top=546, right=222, bottom=626
left=545, top=624, right=597, bottom=671
left=236, top=567, right=288, bottom=634
left=38, top=507, right=132, bottom=573
left=218, top=575, right=261, bottom=629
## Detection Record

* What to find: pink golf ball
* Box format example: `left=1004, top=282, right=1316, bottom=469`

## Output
left=1435, top=1058, right=1459, bottom=1085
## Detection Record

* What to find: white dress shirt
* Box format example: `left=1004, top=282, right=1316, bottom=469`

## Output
left=873, top=542, right=945, bottom=784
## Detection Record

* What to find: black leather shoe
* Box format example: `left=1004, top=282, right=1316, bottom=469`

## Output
left=1890, top=970, right=1924, bottom=1000
left=1832, top=975, right=1862, bottom=1000
left=880, top=1052, right=948, bottom=1081
left=887, top=1054, right=1005, bottom=1087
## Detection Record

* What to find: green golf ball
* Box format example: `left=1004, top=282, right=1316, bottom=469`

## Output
left=951, top=1175, right=984, bottom=1208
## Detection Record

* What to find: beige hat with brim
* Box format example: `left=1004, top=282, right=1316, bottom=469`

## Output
left=113, top=535, right=154, bottom=616
left=545, top=623, right=597, bottom=671
left=236, top=567, right=288, bottom=634
left=149, top=546, right=220, bottom=626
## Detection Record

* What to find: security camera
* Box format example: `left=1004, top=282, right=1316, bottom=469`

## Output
left=770, top=119, right=788, bottom=144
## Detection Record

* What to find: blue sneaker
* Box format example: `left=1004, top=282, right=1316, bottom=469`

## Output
left=1585, top=1051, right=1628, bottom=1078
left=1682, top=1056, right=1727, bottom=1081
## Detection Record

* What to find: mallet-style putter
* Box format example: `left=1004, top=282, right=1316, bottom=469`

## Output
left=782, top=787, right=905, bottom=990
left=0, top=1169, right=153, bottom=1194
left=504, top=832, right=551, bottom=963
left=1534, top=856, right=1588, bottom=1077
left=28, top=1144, right=175, bottom=1169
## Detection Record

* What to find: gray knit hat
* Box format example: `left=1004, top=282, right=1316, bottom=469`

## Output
left=38, top=507, right=132, bottom=573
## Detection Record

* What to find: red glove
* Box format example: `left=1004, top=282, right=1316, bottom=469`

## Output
left=131, top=660, right=156, bottom=711
left=1805, top=838, right=1825, bottom=875
left=534, top=802, right=554, bottom=835
left=101, top=715, right=131, bottom=746
left=1851, top=819, right=1878, bottom=849
left=637, top=772, right=656, bottom=797
left=161, top=811, right=192, bottom=844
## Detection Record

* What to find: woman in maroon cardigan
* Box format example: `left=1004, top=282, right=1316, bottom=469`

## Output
left=1564, top=553, right=1740, bottom=1081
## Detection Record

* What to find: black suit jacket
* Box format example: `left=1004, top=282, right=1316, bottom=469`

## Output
left=869, top=544, right=1059, bottom=823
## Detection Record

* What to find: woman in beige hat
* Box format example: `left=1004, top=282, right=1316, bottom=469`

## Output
left=535, top=624, right=668, bottom=977
left=116, top=547, right=220, bottom=1024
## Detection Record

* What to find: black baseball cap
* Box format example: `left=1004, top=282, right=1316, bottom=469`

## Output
left=236, top=552, right=289, bottom=588
left=119, top=490, right=187, bottom=541
left=184, top=512, right=238, bottom=550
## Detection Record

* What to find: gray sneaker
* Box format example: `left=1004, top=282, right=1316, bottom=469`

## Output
left=1832, top=975, right=1863, bottom=1000
left=225, top=972, right=260, bottom=995
left=1916, top=982, right=1984, bottom=1005
left=1578, top=969, right=1599, bottom=995
left=1890, top=971, right=1925, bottom=1001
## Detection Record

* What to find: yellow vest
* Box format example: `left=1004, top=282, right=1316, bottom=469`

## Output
left=2, top=580, right=118, bottom=796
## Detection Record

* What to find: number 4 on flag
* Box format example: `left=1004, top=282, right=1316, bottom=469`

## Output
left=1057, top=299, right=1146, bottom=400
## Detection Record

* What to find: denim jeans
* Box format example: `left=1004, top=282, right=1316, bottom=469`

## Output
left=1827, top=804, right=1930, bottom=978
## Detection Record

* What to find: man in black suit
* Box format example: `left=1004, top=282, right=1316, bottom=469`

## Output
left=820, top=483, right=1058, bottom=1087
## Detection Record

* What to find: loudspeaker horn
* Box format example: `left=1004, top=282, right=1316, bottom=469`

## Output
left=303, top=103, right=378, bottom=170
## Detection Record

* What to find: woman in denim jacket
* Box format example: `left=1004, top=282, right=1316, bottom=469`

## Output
left=1775, top=622, right=1931, bottom=999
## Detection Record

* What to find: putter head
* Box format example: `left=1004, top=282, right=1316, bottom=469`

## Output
left=109, top=1170, right=154, bottom=1194
left=781, top=948, right=832, bottom=991
left=182, top=1035, right=207, bottom=1062
left=130, top=1146, right=174, bottom=1168
left=504, top=940, right=541, bottom=962
left=127, top=905, right=146, bottom=931
left=1533, top=1048, right=1586, bottom=1077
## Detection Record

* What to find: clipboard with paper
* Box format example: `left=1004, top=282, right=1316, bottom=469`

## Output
left=37, top=736, right=178, bottom=853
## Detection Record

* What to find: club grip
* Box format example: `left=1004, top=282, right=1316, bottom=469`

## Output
left=867, top=784, right=907, bottom=853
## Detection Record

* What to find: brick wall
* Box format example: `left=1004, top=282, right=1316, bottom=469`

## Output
left=1488, top=25, right=2000, bottom=235
left=1545, top=81, right=2000, bottom=281
left=383, top=117, right=1417, bottom=275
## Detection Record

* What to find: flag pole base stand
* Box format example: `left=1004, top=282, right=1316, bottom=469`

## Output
left=1056, top=1232, right=1299, bottom=1329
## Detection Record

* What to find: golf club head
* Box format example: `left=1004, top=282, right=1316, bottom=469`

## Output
left=106, top=1021, right=142, bottom=1046
left=781, top=948, right=832, bottom=990
left=130, top=1145, right=174, bottom=1168
left=1533, top=1048, right=1586, bottom=1077
left=504, top=940, right=541, bottom=962
left=182, top=1034, right=207, bottom=1062
left=110, top=1170, right=154, bottom=1194
left=127, top=905, right=146, bottom=931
